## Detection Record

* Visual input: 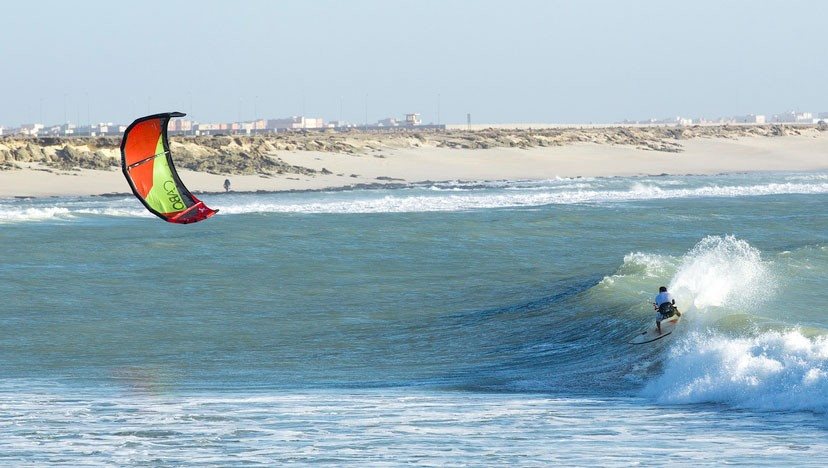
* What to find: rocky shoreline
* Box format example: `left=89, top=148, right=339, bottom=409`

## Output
left=0, top=124, right=824, bottom=176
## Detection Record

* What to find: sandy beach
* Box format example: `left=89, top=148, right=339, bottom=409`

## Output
left=1, top=126, right=826, bottom=198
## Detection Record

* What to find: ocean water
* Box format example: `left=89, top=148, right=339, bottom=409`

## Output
left=1, top=171, right=827, bottom=465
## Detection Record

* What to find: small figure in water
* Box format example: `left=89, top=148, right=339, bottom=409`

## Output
left=654, top=286, right=680, bottom=334
left=224, top=178, right=231, bottom=192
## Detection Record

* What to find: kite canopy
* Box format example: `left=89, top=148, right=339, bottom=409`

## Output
left=120, top=112, right=217, bottom=224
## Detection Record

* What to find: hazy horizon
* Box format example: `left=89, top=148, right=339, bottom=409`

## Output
left=2, top=0, right=827, bottom=127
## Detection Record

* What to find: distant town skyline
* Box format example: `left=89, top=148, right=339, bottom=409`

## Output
left=2, top=1, right=828, bottom=127
left=3, top=106, right=826, bottom=139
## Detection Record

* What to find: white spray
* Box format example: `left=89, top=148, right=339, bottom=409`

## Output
left=643, top=236, right=828, bottom=412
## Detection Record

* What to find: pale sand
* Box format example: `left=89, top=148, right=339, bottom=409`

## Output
left=1, top=133, right=826, bottom=198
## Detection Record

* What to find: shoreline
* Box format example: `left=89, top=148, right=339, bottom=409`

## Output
left=3, top=168, right=826, bottom=201
left=4, top=168, right=821, bottom=202
left=1, top=128, right=827, bottom=199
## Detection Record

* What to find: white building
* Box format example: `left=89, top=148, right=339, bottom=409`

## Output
left=405, top=113, right=422, bottom=126
left=796, top=112, right=813, bottom=123
left=92, top=123, right=126, bottom=135
left=266, top=116, right=325, bottom=130
left=375, top=113, right=423, bottom=127
left=19, top=123, right=45, bottom=136
left=775, top=111, right=813, bottom=123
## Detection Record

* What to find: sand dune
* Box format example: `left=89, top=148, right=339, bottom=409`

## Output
left=1, top=125, right=826, bottom=198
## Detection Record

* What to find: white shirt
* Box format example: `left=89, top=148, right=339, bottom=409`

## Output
left=655, top=291, right=673, bottom=307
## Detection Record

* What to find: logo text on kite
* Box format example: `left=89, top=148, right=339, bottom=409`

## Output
left=164, top=180, right=186, bottom=211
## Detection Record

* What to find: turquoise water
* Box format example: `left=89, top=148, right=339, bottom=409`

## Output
left=1, top=172, right=827, bottom=464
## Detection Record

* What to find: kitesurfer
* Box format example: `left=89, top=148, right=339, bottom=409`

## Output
left=224, top=178, right=231, bottom=192
left=653, top=286, right=680, bottom=334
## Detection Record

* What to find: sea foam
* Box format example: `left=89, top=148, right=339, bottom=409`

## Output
left=643, top=330, right=828, bottom=412
left=212, top=179, right=828, bottom=214
left=0, top=206, right=73, bottom=223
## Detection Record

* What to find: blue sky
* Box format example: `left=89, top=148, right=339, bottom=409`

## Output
left=1, top=0, right=827, bottom=126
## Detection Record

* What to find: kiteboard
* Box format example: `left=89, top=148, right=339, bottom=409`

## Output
left=629, top=314, right=681, bottom=345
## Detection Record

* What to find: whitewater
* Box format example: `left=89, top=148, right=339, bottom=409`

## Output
left=1, top=171, right=826, bottom=465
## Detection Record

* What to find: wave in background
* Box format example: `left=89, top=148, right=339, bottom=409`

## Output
left=1, top=172, right=827, bottom=222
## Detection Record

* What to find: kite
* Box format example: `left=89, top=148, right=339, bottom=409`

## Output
left=120, top=112, right=217, bottom=224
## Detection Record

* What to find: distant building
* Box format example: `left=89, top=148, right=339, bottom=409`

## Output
left=736, top=114, right=766, bottom=124
left=266, top=116, right=324, bottom=130
left=43, top=123, right=76, bottom=136
left=194, top=122, right=227, bottom=135
left=19, top=123, right=45, bottom=136
left=168, top=119, right=194, bottom=134
left=404, top=113, right=422, bottom=126
left=774, top=111, right=813, bottom=123
left=374, top=113, right=424, bottom=128
left=328, top=120, right=353, bottom=128
left=91, top=123, right=126, bottom=136
left=796, top=112, right=813, bottom=122
left=376, top=117, right=400, bottom=127
left=773, top=112, right=793, bottom=123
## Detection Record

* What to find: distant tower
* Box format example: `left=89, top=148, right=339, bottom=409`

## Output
left=467, top=113, right=471, bottom=131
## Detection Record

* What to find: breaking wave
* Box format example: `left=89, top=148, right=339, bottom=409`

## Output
left=643, top=330, right=828, bottom=412
left=627, top=235, right=828, bottom=412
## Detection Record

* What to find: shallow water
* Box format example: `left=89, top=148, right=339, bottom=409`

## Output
left=1, top=171, right=827, bottom=464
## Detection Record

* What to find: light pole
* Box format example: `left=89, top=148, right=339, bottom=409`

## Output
left=437, top=93, right=441, bottom=125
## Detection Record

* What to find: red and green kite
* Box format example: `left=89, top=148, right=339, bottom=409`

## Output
left=120, top=112, right=217, bottom=224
